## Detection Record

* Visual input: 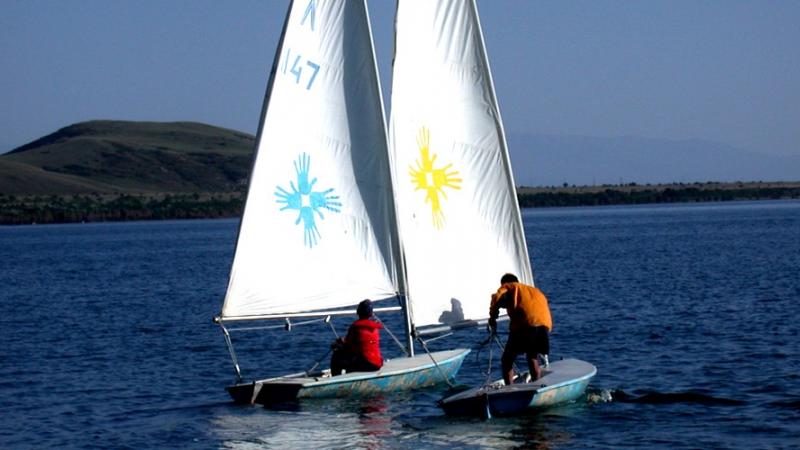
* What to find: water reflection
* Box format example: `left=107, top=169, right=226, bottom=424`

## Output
left=210, top=391, right=592, bottom=448
left=395, top=416, right=571, bottom=449
left=508, top=411, right=576, bottom=449
left=357, top=395, right=392, bottom=443
left=211, top=396, right=395, bottom=449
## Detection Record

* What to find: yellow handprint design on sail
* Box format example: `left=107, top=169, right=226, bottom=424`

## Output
left=409, top=127, right=462, bottom=229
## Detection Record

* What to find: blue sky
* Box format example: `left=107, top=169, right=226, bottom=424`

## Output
left=2, top=0, right=798, bottom=157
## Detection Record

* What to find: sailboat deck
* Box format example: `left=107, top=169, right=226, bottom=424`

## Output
left=439, top=358, right=597, bottom=417
left=227, top=349, right=470, bottom=404
left=260, top=348, right=468, bottom=386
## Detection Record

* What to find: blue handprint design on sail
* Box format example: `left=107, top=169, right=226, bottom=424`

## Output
left=275, top=153, right=342, bottom=248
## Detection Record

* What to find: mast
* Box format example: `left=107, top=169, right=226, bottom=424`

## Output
left=367, top=0, right=414, bottom=357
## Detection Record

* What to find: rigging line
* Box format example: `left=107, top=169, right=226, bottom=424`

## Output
left=305, top=347, right=333, bottom=376
left=373, top=312, right=409, bottom=357
left=484, top=334, right=494, bottom=387
left=423, top=332, right=453, bottom=343
left=416, top=335, right=455, bottom=388
left=219, top=323, right=243, bottom=383
left=306, top=316, right=339, bottom=375
left=325, top=315, right=339, bottom=339
left=472, top=332, right=492, bottom=366
left=492, top=333, right=520, bottom=376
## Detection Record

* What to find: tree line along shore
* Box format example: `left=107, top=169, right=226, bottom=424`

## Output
left=2, top=181, right=798, bottom=226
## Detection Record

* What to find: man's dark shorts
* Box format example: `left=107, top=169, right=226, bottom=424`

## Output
left=503, top=325, right=549, bottom=361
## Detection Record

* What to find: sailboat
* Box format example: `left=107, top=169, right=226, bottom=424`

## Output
left=215, top=0, right=470, bottom=405
left=216, top=0, right=594, bottom=409
left=388, top=0, right=597, bottom=417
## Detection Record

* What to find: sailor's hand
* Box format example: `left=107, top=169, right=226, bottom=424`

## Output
left=488, top=317, right=497, bottom=335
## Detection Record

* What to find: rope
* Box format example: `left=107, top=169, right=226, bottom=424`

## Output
left=325, top=315, right=340, bottom=339
left=305, top=347, right=333, bottom=376
left=484, top=335, right=494, bottom=386
left=416, top=335, right=455, bottom=388
left=492, top=333, right=521, bottom=377
left=306, top=316, right=338, bottom=375
left=482, top=338, right=494, bottom=419
left=220, top=324, right=243, bottom=383
left=373, top=313, right=409, bottom=356
left=423, top=332, right=453, bottom=343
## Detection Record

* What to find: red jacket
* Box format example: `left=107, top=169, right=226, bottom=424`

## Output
left=344, top=319, right=383, bottom=368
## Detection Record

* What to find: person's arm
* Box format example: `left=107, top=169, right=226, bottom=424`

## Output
left=337, top=323, right=356, bottom=350
left=488, top=286, right=509, bottom=333
left=489, top=287, right=507, bottom=319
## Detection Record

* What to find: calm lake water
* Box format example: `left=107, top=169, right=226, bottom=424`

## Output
left=2, top=200, right=799, bottom=449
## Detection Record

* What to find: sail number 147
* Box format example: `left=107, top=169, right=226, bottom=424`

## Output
left=282, top=48, right=320, bottom=90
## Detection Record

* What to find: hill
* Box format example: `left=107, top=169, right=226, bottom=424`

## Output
left=5, top=121, right=799, bottom=196
left=506, top=133, right=800, bottom=186
left=1, top=120, right=254, bottom=195
left=2, top=120, right=798, bottom=225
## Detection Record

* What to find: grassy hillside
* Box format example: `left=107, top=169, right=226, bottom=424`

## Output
left=1, top=120, right=254, bottom=195
left=2, top=120, right=798, bottom=225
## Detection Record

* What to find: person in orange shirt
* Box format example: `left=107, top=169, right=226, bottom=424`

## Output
left=488, top=273, right=552, bottom=384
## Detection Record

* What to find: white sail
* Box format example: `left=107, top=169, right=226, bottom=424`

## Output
left=389, top=0, right=533, bottom=329
left=221, top=0, right=401, bottom=320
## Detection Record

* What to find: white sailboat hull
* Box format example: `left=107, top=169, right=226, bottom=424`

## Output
left=439, top=358, right=597, bottom=418
left=227, top=349, right=470, bottom=404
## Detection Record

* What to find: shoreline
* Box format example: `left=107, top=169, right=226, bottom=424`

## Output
left=2, top=181, right=799, bottom=225
left=517, top=181, right=800, bottom=208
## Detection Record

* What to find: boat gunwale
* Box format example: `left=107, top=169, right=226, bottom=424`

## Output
left=440, top=358, right=597, bottom=404
left=229, top=348, right=471, bottom=390
left=531, top=365, right=596, bottom=395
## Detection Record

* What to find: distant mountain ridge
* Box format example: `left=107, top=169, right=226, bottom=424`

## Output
left=2, top=120, right=798, bottom=196
left=506, top=133, right=800, bottom=186
left=0, top=120, right=254, bottom=195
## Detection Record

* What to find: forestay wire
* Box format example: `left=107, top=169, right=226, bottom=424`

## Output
left=305, top=316, right=339, bottom=374
left=373, top=313, right=410, bottom=356
left=474, top=330, right=520, bottom=386
left=416, top=335, right=456, bottom=388
left=481, top=334, right=495, bottom=386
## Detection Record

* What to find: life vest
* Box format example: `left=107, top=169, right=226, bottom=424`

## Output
left=346, top=319, right=383, bottom=368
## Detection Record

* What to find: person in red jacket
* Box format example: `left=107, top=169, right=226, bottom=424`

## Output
left=330, top=299, right=383, bottom=375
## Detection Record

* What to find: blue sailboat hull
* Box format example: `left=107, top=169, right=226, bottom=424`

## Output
left=439, top=358, right=596, bottom=417
left=227, top=348, right=470, bottom=404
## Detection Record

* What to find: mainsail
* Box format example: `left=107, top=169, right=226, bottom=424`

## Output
left=221, top=0, right=402, bottom=320
left=389, top=0, right=533, bottom=330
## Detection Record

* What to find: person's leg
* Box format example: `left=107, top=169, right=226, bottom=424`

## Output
left=527, top=326, right=550, bottom=380
left=331, top=348, right=360, bottom=375
left=351, top=355, right=381, bottom=373
left=526, top=353, right=542, bottom=381
left=501, top=331, right=522, bottom=385
left=330, top=348, right=346, bottom=375
left=501, top=349, right=516, bottom=385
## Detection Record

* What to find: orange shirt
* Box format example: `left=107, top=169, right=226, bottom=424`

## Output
left=489, top=282, right=552, bottom=332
